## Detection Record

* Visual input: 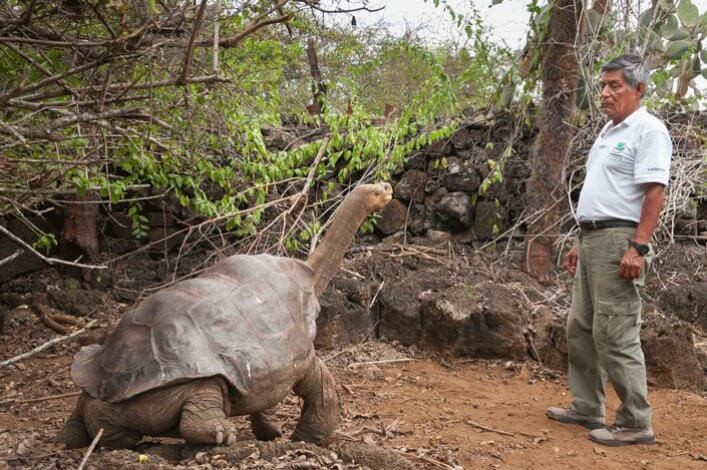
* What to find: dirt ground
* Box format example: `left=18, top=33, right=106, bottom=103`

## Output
left=0, top=242, right=705, bottom=469
left=0, top=339, right=705, bottom=469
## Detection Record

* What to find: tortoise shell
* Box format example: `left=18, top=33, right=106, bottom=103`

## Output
left=71, top=254, right=319, bottom=403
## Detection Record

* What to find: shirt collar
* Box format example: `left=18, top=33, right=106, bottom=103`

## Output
left=619, top=106, right=645, bottom=127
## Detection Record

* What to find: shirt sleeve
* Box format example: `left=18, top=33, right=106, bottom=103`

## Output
left=634, top=130, right=672, bottom=185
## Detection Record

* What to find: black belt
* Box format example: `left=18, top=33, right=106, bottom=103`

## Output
left=579, top=219, right=637, bottom=231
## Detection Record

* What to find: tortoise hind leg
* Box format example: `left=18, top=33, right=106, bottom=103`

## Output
left=54, top=392, right=91, bottom=448
left=250, top=408, right=283, bottom=441
left=291, top=356, right=341, bottom=444
left=179, top=377, right=237, bottom=445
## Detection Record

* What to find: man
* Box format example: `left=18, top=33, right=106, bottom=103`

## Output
left=546, top=54, right=672, bottom=446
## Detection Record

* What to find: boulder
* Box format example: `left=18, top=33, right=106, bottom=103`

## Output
left=427, top=230, right=454, bottom=242
left=422, top=188, right=448, bottom=232
left=47, top=282, right=106, bottom=317
left=641, top=306, right=706, bottom=390
left=146, top=211, right=175, bottom=228
left=407, top=204, right=427, bottom=236
left=106, top=212, right=133, bottom=239
left=473, top=200, right=503, bottom=240
left=375, top=199, right=408, bottom=236
left=395, top=170, right=427, bottom=203
left=428, top=138, right=454, bottom=155
left=316, top=278, right=375, bottom=349
left=450, top=127, right=477, bottom=150
left=404, top=153, right=427, bottom=171
left=419, top=283, right=527, bottom=359
left=656, top=280, right=707, bottom=331
left=443, top=168, right=482, bottom=193
left=378, top=270, right=455, bottom=346
left=429, top=156, right=460, bottom=176
left=0, top=217, right=51, bottom=283
left=424, top=177, right=441, bottom=195
left=435, top=192, right=472, bottom=230
left=261, top=127, right=296, bottom=150
left=532, top=306, right=569, bottom=372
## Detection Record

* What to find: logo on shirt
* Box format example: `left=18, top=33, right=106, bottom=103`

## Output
left=614, top=142, right=626, bottom=152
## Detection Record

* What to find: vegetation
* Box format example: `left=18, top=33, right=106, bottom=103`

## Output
left=0, top=0, right=704, bottom=276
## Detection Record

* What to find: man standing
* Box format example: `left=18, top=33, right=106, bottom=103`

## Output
left=546, top=55, right=672, bottom=446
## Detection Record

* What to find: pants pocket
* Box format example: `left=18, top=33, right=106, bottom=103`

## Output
left=596, top=299, right=641, bottom=349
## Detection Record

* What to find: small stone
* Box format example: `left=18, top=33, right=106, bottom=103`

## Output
left=593, top=447, right=607, bottom=457
left=195, top=452, right=208, bottom=464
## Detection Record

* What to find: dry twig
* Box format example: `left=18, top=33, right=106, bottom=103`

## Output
left=464, top=419, right=515, bottom=437
left=0, top=319, right=97, bottom=369
left=348, top=358, right=417, bottom=368
left=77, top=428, right=103, bottom=470
left=16, top=391, right=81, bottom=404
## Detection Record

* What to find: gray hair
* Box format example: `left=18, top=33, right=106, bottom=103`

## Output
left=601, top=54, right=649, bottom=95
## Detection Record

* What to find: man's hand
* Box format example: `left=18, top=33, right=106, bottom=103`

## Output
left=619, top=247, right=644, bottom=279
left=564, top=244, right=579, bottom=275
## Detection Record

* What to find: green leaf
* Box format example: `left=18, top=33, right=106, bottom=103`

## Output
left=702, top=12, right=707, bottom=34
left=496, top=82, right=515, bottom=109
left=677, top=0, right=698, bottom=28
left=642, top=29, right=665, bottom=52
left=690, top=54, right=701, bottom=79
left=658, top=0, right=675, bottom=11
left=639, top=8, right=655, bottom=28
left=701, top=47, right=707, bottom=63
left=664, top=39, right=693, bottom=59
left=669, top=29, right=691, bottom=40
left=661, top=14, right=679, bottom=38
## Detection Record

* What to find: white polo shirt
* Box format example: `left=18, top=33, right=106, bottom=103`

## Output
left=576, top=107, right=672, bottom=223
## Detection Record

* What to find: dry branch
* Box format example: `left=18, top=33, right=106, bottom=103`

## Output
left=464, top=420, right=515, bottom=437
left=348, top=358, right=417, bottom=368
left=16, top=391, right=81, bottom=404
left=0, top=223, right=107, bottom=270
left=0, top=320, right=97, bottom=369
left=0, top=249, right=23, bottom=267
left=77, top=428, right=103, bottom=470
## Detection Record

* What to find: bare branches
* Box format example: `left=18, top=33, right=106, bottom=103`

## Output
left=179, top=0, right=209, bottom=86
left=202, top=0, right=293, bottom=48
left=0, top=320, right=97, bottom=369
left=0, top=249, right=23, bottom=267
left=0, top=222, right=107, bottom=270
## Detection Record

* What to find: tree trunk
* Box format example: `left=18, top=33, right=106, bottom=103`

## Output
left=522, top=0, right=582, bottom=282
left=62, top=193, right=99, bottom=263
left=306, top=38, right=326, bottom=115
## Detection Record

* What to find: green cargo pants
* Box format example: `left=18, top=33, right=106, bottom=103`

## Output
left=567, top=227, right=652, bottom=429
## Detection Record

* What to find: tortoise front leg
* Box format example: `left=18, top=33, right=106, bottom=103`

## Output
left=54, top=392, right=91, bottom=449
left=250, top=408, right=283, bottom=441
left=179, top=377, right=237, bottom=445
left=291, top=356, right=341, bottom=444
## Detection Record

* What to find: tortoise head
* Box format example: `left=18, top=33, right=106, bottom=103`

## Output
left=357, top=182, right=393, bottom=213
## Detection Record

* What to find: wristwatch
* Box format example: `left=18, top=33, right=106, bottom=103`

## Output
left=628, top=239, right=650, bottom=256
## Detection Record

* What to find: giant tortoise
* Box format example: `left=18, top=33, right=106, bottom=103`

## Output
left=57, top=183, right=392, bottom=449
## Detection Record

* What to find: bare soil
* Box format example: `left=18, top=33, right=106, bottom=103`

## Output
left=0, top=245, right=705, bottom=469
left=1, top=341, right=705, bottom=469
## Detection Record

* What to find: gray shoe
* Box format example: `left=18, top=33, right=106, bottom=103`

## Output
left=546, top=407, right=605, bottom=430
left=588, top=425, right=656, bottom=446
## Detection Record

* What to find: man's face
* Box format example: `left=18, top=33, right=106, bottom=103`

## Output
left=599, top=69, right=644, bottom=123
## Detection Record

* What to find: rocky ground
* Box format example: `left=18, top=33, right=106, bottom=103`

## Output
left=0, top=239, right=705, bottom=469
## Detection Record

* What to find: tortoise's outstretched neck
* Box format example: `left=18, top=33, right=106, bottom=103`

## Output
left=307, top=183, right=392, bottom=297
